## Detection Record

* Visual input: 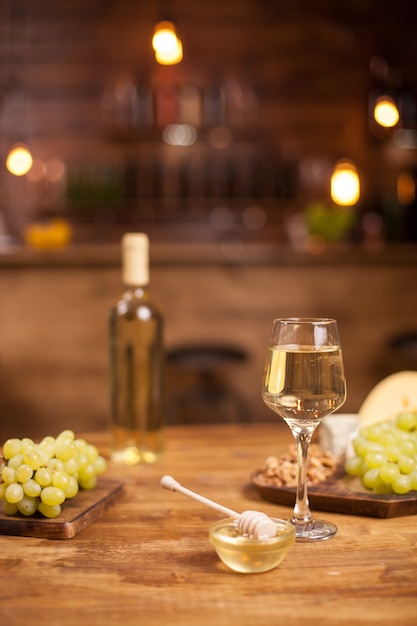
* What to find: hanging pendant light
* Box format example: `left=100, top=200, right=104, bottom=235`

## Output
left=152, top=21, right=183, bottom=65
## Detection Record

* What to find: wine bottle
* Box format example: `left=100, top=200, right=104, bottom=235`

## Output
left=109, top=233, right=164, bottom=464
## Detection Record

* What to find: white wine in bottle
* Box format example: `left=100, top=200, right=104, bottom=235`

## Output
left=109, top=233, right=164, bottom=464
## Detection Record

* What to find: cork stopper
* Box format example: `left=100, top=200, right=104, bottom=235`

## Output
left=122, top=233, right=149, bottom=286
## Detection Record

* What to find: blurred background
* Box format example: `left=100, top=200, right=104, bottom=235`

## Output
left=0, top=0, right=416, bottom=439
left=1, top=0, right=417, bottom=244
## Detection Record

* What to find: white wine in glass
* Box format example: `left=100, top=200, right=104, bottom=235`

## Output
left=262, top=318, right=347, bottom=541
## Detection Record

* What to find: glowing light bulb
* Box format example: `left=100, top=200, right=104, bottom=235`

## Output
left=374, top=96, right=400, bottom=128
left=330, top=161, right=360, bottom=206
left=152, top=21, right=183, bottom=65
left=6, top=144, right=33, bottom=176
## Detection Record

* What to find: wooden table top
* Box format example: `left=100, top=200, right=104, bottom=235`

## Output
left=1, top=423, right=416, bottom=626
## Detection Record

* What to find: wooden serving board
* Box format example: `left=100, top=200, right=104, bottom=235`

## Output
left=252, top=470, right=417, bottom=519
left=0, top=478, right=124, bottom=539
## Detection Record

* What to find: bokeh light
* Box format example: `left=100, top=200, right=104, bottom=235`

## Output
left=330, top=160, right=360, bottom=206
left=374, top=96, right=400, bottom=128
left=6, top=144, right=33, bottom=176
left=152, top=22, right=183, bottom=65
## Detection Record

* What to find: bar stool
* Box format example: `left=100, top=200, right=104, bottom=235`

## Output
left=166, top=344, right=249, bottom=424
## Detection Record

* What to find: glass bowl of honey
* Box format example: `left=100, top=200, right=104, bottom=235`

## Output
left=209, top=517, right=295, bottom=573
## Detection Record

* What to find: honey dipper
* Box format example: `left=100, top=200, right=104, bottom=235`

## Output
left=160, top=475, right=277, bottom=540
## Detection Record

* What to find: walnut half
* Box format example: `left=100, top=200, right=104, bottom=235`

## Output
left=258, top=444, right=337, bottom=487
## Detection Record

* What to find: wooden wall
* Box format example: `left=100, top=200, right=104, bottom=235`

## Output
left=1, top=243, right=416, bottom=441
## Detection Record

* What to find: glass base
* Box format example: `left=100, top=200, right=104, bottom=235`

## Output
left=290, top=518, right=337, bottom=542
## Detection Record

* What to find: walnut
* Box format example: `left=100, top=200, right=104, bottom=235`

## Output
left=258, top=444, right=337, bottom=487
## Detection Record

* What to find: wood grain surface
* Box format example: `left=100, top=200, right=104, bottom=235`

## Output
left=0, top=479, right=124, bottom=539
left=252, top=469, right=417, bottom=518
left=1, top=423, right=416, bottom=626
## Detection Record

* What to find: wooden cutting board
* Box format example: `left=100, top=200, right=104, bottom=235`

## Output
left=252, top=470, right=417, bottom=518
left=0, top=478, right=124, bottom=539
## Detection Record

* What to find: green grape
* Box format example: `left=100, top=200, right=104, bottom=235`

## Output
left=7, top=454, right=25, bottom=470
left=394, top=429, right=410, bottom=443
left=94, top=456, right=107, bottom=475
left=2, top=438, right=22, bottom=459
left=2, top=500, right=18, bottom=515
left=362, top=468, right=381, bottom=490
left=398, top=454, right=416, bottom=475
left=392, top=474, right=412, bottom=495
left=2, top=466, right=16, bottom=484
left=346, top=412, right=417, bottom=495
left=79, top=476, right=97, bottom=490
left=344, top=455, right=363, bottom=476
left=20, top=438, right=35, bottom=454
left=398, top=440, right=416, bottom=456
left=57, top=429, right=75, bottom=441
left=47, top=458, right=65, bottom=473
left=85, top=444, right=99, bottom=463
left=385, top=445, right=401, bottom=462
left=396, top=411, right=417, bottom=432
left=364, top=451, right=387, bottom=469
left=55, top=442, right=77, bottom=462
left=65, top=476, right=79, bottom=499
left=1, top=430, right=106, bottom=518
left=373, top=481, right=391, bottom=495
left=76, top=453, right=89, bottom=470
left=365, top=441, right=385, bottom=454
left=379, top=432, right=396, bottom=447
left=52, top=470, right=71, bottom=491
left=40, top=486, right=66, bottom=506
left=79, top=464, right=95, bottom=483
left=35, top=467, right=52, bottom=487
left=38, top=437, right=56, bottom=458
left=37, top=502, right=61, bottom=518
left=24, top=450, right=44, bottom=470
left=36, top=448, right=51, bottom=466
left=15, top=464, right=33, bottom=483
left=64, top=458, right=79, bottom=476
left=409, top=470, right=417, bottom=491
left=22, top=479, right=42, bottom=498
left=5, top=483, right=24, bottom=504
left=379, top=462, right=400, bottom=485
left=352, top=435, right=369, bottom=457
left=364, top=424, right=386, bottom=442
left=17, top=495, right=38, bottom=516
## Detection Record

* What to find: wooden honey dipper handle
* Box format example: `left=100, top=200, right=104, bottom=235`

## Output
left=160, top=475, right=277, bottom=540
left=161, top=475, right=239, bottom=519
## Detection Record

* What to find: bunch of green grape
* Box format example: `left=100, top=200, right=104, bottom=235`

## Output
left=345, top=411, right=417, bottom=495
left=0, top=430, right=106, bottom=518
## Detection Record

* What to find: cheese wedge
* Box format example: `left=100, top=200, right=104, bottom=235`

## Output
left=358, top=371, right=417, bottom=426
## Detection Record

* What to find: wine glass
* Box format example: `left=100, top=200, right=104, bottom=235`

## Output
left=261, top=318, right=347, bottom=541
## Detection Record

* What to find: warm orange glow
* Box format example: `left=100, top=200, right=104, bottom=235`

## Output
left=152, top=21, right=183, bottom=65
left=6, top=144, right=33, bottom=176
left=374, top=96, right=400, bottom=128
left=397, top=171, right=416, bottom=206
left=330, top=160, right=360, bottom=206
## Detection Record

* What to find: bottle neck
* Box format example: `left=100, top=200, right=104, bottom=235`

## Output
left=121, top=234, right=149, bottom=286
left=123, top=284, right=149, bottom=298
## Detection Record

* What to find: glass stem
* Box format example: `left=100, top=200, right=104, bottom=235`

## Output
left=292, top=430, right=314, bottom=525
